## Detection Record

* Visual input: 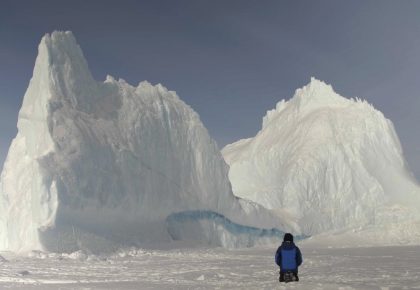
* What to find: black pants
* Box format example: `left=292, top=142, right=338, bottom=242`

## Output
left=279, top=270, right=299, bottom=282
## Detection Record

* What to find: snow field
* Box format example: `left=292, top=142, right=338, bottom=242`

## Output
left=0, top=245, right=419, bottom=289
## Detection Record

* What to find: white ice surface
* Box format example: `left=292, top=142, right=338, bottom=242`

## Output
left=223, top=78, right=420, bottom=242
left=0, top=245, right=419, bottom=289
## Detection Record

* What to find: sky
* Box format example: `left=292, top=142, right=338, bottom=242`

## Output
left=0, top=0, right=419, bottom=180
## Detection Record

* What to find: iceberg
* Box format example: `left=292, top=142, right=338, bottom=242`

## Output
left=0, top=31, right=284, bottom=253
left=223, top=78, right=420, bottom=241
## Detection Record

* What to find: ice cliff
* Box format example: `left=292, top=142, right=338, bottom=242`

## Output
left=223, top=78, right=420, bottom=240
left=0, top=31, right=284, bottom=253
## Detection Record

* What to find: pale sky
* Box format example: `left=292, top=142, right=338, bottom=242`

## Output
left=0, top=0, right=419, bottom=180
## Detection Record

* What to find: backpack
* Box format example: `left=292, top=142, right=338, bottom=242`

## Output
left=280, top=247, right=297, bottom=270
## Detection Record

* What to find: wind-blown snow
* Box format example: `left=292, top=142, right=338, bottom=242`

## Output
left=0, top=31, right=284, bottom=253
left=222, top=78, right=420, bottom=241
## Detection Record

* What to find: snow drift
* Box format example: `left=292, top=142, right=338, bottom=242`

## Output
left=0, top=31, right=284, bottom=253
left=223, top=78, right=420, bottom=241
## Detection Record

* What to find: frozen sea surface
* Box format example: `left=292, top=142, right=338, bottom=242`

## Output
left=0, top=245, right=419, bottom=289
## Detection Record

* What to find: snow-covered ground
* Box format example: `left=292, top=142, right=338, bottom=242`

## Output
left=1, top=245, right=419, bottom=289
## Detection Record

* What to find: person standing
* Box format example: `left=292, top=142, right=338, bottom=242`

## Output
left=275, top=233, right=303, bottom=282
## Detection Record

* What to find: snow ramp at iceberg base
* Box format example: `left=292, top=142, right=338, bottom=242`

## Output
left=166, top=210, right=307, bottom=249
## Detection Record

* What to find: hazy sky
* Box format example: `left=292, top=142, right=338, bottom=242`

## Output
left=0, top=0, right=419, bottom=180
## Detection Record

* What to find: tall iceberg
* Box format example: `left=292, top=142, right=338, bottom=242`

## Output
left=223, top=78, right=420, bottom=241
left=0, top=31, right=283, bottom=253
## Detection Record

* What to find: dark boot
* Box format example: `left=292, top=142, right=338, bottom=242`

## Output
left=279, top=271, right=284, bottom=282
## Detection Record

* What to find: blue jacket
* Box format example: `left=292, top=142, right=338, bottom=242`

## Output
left=275, top=241, right=303, bottom=272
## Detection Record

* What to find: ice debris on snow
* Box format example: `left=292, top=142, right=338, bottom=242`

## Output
left=17, top=270, right=30, bottom=276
